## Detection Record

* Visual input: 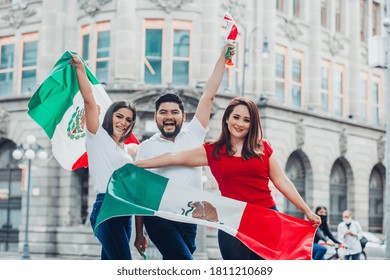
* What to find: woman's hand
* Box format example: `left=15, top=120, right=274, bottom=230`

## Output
left=134, top=234, right=148, bottom=258
left=221, top=42, right=236, bottom=60
left=70, top=53, right=84, bottom=70
left=306, top=211, right=321, bottom=226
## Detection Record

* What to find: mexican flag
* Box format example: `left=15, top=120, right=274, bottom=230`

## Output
left=94, top=164, right=317, bottom=260
left=224, top=11, right=238, bottom=41
left=27, top=51, right=138, bottom=170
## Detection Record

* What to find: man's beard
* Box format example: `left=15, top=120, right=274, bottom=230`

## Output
left=158, top=122, right=182, bottom=139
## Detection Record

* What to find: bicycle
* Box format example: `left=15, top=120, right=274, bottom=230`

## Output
left=319, top=241, right=347, bottom=260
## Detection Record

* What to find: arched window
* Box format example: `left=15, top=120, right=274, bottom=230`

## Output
left=329, top=160, right=347, bottom=228
left=285, top=153, right=306, bottom=219
left=368, top=165, right=384, bottom=233
left=0, top=140, right=22, bottom=252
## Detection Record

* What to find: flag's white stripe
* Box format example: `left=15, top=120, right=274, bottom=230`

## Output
left=158, top=179, right=247, bottom=234
left=51, top=84, right=111, bottom=170
left=155, top=211, right=238, bottom=236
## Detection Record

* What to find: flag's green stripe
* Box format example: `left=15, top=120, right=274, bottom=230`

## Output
left=27, top=51, right=99, bottom=139
left=94, top=164, right=168, bottom=234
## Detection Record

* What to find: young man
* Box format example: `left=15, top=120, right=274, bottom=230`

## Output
left=134, top=43, right=235, bottom=260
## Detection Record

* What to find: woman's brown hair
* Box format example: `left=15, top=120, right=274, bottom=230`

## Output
left=210, top=97, right=263, bottom=160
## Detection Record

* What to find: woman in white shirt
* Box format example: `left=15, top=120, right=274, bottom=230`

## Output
left=71, top=54, right=139, bottom=259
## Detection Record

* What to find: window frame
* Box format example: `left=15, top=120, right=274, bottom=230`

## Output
left=321, top=60, right=331, bottom=112
left=18, top=32, right=38, bottom=96
left=332, top=64, right=345, bottom=117
left=80, top=21, right=111, bottom=83
left=291, top=50, right=304, bottom=107
left=143, top=19, right=165, bottom=85
left=275, top=45, right=288, bottom=104
left=171, top=20, right=192, bottom=86
left=0, top=35, right=15, bottom=96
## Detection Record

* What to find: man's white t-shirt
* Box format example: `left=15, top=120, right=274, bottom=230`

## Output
left=86, top=126, right=133, bottom=193
left=136, top=117, right=207, bottom=189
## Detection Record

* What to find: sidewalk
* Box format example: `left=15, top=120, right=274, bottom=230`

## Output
left=0, top=251, right=79, bottom=260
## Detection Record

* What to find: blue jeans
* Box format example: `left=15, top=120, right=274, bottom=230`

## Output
left=312, top=243, right=327, bottom=260
left=344, top=253, right=360, bottom=260
left=218, top=205, right=279, bottom=260
left=90, top=193, right=132, bottom=260
left=144, top=216, right=197, bottom=260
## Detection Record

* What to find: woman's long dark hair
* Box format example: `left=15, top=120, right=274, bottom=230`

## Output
left=211, top=97, right=263, bottom=160
left=102, top=100, right=136, bottom=143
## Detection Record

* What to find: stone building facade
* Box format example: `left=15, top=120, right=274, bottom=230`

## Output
left=0, top=0, right=387, bottom=259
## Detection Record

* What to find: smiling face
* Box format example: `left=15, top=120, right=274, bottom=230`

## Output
left=225, top=104, right=251, bottom=141
left=155, top=102, right=186, bottom=141
left=111, top=108, right=134, bottom=143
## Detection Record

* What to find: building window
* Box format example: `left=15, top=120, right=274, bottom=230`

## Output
left=95, top=22, right=110, bottom=84
left=20, top=33, right=38, bottom=95
left=360, top=0, right=368, bottom=41
left=275, top=45, right=287, bottom=103
left=144, top=19, right=192, bottom=86
left=0, top=36, right=14, bottom=96
left=360, top=72, right=368, bottom=121
left=370, top=76, right=380, bottom=126
left=80, top=25, right=90, bottom=65
left=291, top=50, right=303, bottom=107
left=0, top=141, right=22, bottom=252
left=333, top=64, right=345, bottom=117
left=372, top=1, right=380, bottom=36
left=292, top=0, right=302, bottom=19
left=285, top=153, right=306, bottom=219
left=172, top=21, right=191, bottom=86
left=80, top=21, right=111, bottom=84
left=329, top=160, right=347, bottom=229
left=0, top=33, right=38, bottom=96
left=321, top=60, right=330, bottom=112
left=276, top=0, right=287, bottom=14
left=335, top=0, right=343, bottom=33
left=368, top=165, right=384, bottom=233
left=321, top=0, right=329, bottom=28
left=144, top=20, right=164, bottom=85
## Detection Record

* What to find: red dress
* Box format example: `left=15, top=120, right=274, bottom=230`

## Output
left=203, top=140, right=276, bottom=208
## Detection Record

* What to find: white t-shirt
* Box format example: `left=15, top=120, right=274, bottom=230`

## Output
left=86, top=126, right=133, bottom=193
left=136, top=117, right=207, bottom=189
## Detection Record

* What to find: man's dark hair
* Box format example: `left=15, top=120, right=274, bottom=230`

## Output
left=155, top=93, right=184, bottom=113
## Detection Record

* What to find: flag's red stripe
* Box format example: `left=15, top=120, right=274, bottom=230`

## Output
left=226, top=25, right=238, bottom=40
left=71, top=152, right=88, bottom=170
left=236, top=203, right=316, bottom=260
left=124, top=133, right=140, bottom=144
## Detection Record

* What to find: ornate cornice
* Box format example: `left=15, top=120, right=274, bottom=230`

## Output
left=339, top=128, right=347, bottom=156
left=1, top=2, right=36, bottom=29
left=148, top=0, right=194, bottom=13
left=0, top=108, right=9, bottom=137
left=377, top=136, right=385, bottom=163
left=295, top=118, right=305, bottom=149
left=279, top=17, right=303, bottom=42
left=326, top=34, right=344, bottom=56
left=78, top=0, right=112, bottom=17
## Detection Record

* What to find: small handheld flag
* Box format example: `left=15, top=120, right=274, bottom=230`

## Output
left=223, top=11, right=239, bottom=66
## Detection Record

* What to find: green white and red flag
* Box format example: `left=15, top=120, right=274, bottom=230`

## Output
left=94, top=164, right=317, bottom=260
left=27, top=51, right=138, bottom=170
left=224, top=11, right=238, bottom=41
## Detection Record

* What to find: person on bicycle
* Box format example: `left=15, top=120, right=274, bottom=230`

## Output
left=312, top=206, right=341, bottom=260
left=337, top=210, right=363, bottom=260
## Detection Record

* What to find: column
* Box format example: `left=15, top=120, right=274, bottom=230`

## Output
left=111, top=0, right=137, bottom=88
left=307, top=0, right=322, bottom=111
